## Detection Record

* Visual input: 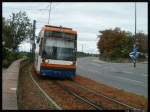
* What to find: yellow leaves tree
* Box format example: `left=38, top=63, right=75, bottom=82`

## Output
left=97, top=27, right=133, bottom=59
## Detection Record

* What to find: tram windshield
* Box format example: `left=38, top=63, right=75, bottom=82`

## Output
left=42, top=32, right=76, bottom=61
left=43, top=46, right=75, bottom=61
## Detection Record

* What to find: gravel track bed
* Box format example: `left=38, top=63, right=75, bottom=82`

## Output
left=18, top=61, right=58, bottom=110
left=18, top=61, right=147, bottom=110
left=59, top=80, right=127, bottom=110
left=72, top=76, right=147, bottom=109
left=32, top=71, right=95, bottom=110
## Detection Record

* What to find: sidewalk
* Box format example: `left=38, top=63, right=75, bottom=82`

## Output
left=2, top=59, right=22, bottom=110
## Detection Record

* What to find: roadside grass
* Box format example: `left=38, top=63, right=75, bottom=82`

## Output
left=17, top=59, right=29, bottom=109
left=18, top=61, right=60, bottom=110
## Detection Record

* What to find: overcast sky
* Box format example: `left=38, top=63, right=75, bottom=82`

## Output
left=2, top=2, right=148, bottom=54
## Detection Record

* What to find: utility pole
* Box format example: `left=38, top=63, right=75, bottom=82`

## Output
left=48, top=2, right=52, bottom=24
left=31, top=20, right=36, bottom=62
left=134, top=2, right=137, bottom=45
left=82, top=44, right=83, bottom=53
left=134, top=2, right=137, bottom=68
left=129, top=2, right=137, bottom=68
left=39, top=2, right=53, bottom=25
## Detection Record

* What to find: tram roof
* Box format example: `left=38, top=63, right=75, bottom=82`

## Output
left=42, top=25, right=77, bottom=35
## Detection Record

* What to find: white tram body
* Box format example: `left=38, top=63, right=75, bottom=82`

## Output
left=34, top=25, right=77, bottom=78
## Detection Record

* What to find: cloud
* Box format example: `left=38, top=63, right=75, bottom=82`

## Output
left=19, top=42, right=31, bottom=52
left=78, top=32, right=98, bottom=41
left=3, top=2, right=148, bottom=53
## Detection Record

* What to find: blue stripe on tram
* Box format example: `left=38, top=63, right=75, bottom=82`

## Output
left=40, top=69, right=76, bottom=78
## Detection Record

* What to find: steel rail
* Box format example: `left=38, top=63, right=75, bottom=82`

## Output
left=55, top=81, right=103, bottom=110
left=69, top=81, right=143, bottom=111
left=30, top=71, right=62, bottom=110
left=30, top=67, right=144, bottom=111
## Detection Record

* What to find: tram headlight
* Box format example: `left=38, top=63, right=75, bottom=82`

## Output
left=45, top=59, right=49, bottom=63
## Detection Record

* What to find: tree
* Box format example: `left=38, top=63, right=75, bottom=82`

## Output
left=135, top=32, right=148, bottom=54
left=2, top=17, right=12, bottom=49
left=3, top=11, right=33, bottom=51
left=97, top=27, right=133, bottom=59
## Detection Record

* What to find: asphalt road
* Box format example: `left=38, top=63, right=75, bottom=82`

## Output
left=76, top=57, right=148, bottom=98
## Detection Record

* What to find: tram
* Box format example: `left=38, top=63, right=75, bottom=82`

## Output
left=34, top=25, right=77, bottom=78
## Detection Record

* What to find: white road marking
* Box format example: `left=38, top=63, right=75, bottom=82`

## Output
left=116, top=76, right=147, bottom=88
left=90, top=62, right=102, bottom=67
left=86, top=68, right=147, bottom=87
left=122, top=71, right=147, bottom=77
left=10, top=88, right=16, bottom=91
left=122, top=71, right=132, bottom=74
left=89, top=63, right=147, bottom=79
left=142, top=73, right=148, bottom=77
left=92, top=59, right=106, bottom=64
left=111, top=70, right=147, bottom=77
left=78, top=60, right=147, bottom=88
left=117, top=76, right=144, bottom=84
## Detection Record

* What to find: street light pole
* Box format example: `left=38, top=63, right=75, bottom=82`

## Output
left=82, top=44, right=84, bottom=53
left=48, top=2, right=52, bottom=25
left=135, top=2, right=137, bottom=45
left=134, top=2, right=137, bottom=68
left=31, top=20, right=36, bottom=62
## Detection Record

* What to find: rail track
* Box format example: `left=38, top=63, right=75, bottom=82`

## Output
left=29, top=68, right=62, bottom=110
left=31, top=70, right=97, bottom=109
left=30, top=67, right=145, bottom=111
left=58, top=80, right=144, bottom=111
left=54, top=81, right=103, bottom=110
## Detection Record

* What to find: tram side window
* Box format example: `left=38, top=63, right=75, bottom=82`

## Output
left=44, top=32, right=49, bottom=37
left=39, top=43, right=42, bottom=55
left=39, top=44, right=42, bottom=56
left=39, top=38, right=44, bottom=56
left=44, top=31, right=76, bottom=39
left=45, top=32, right=58, bottom=38
left=52, top=32, right=62, bottom=38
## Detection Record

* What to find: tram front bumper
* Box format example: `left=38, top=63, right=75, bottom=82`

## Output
left=40, top=68, right=76, bottom=78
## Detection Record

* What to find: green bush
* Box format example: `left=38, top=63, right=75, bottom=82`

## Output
left=17, top=53, right=22, bottom=59
left=8, top=52, right=16, bottom=61
left=3, top=47, right=31, bottom=68
left=2, top=59, right=10, bottom=68
left=2, top=48, right=18, bottom=68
